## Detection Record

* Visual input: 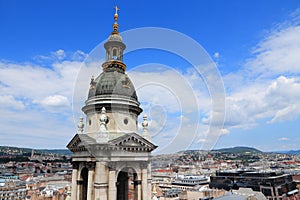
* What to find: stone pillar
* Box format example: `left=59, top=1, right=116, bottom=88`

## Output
left=108, top=162, right=116, bottom=200
left=94, top=162, right=108, bottom=200
left=147, top=163, right=152, bottom=200
left=141, top=162, right=148, bottom=200
left=71, top=162, right=79, bottom=200
left=87, top=162, right=95, bottom=200
left=76, top=163, right=82, bottom=200
left=137, top=172, right=142, bottom=200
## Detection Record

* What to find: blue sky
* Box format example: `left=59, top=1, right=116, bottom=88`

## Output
left=1, top=0, right=300, bottom=152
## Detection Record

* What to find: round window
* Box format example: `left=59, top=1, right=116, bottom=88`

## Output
left=124, top=118, right=128, bottom=125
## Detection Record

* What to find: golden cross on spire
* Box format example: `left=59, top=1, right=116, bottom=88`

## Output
left=114, top=6, right=119, bottom=15
left=112, top=6, right=119, bottom=33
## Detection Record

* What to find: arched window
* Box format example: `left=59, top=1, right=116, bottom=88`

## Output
left=79, top=167, right=88, bottom=200
left=117, top=168, right=138, bottom=200
left=112, top=49, right=117, bottom=60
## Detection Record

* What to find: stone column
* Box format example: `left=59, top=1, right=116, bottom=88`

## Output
left=71, top=162, right=79, bottom=200
left=94, top=162, right=108, bottom=200
left=141, top=162, right=148, bottom=200
left=108, top=162, right=116, bottom=200
left=147, top=163, right=152, bottom=200
left=137, top=172, right=142, bottom=200
left=87, top=162, right=95, bottom=200
left=76, top=164, right=82, bottom=200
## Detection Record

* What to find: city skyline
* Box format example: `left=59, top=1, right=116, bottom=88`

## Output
left=1, top=0, right=300, bottom=152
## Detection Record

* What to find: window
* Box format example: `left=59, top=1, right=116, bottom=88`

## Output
left=112, top=49, right=117, bottom=60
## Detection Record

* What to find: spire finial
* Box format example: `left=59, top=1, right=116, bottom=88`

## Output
left=114, top=6, right=119, bottom=15
left=112, top=6, right=119, bottom=33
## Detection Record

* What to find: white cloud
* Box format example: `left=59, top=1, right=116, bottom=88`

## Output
left=245, top=11, right=300, bottom=76
left=0, top=52, right=89, bottom=148
left=128, top=64, right=222, bottom=151
left=54, top=49, right=66, bottom=60
left=0, top=61, right=81, bottom=101
left=0, top=95, right=25, bottom=110
left=265, top=76, right=300, bottom=123
left=178, top=114, right=190, bottom=124
left=197, top=138, right=207, bottom=143
left=220, top=128, right=229, bottom=136
left=34, top=49, right=87, bottom=63
left=130, top=70, right=199, bottom=114
left=0, top=107, right=75, bottom=148
left=39, top=95, right=70, bottom=107
left=213, top=52, right=220, bottom=59
left=278, top=137, right=289, bottom=141
left=72, top=50, right=88, bottom=61
left=129, top=64, right=212, bottom=116
left=222, top=76, right=300, bottom=129
left=220, top=10, right=300, bottom=133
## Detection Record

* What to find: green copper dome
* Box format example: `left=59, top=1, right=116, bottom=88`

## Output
left=88, top=70, right=138, bottom=101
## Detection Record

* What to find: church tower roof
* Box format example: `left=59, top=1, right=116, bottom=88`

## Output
left=82, top=6, right=142, bottom=118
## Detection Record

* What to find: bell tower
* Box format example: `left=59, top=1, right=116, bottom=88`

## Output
left=67, top=6, right=157, bottom=200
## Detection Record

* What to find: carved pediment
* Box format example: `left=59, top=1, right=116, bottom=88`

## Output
left=67, top=133, right=157, bottom=153
left=110, top=133, right=157, bottom=152
left=67, top=134, right=80, bottom=149
left=66, top=134, right=96, bottom=152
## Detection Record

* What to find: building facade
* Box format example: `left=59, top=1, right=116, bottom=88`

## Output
left=0, top=178, right=26, bottom=200
left=67, top=7, right=157, bottom=200
left=210, top=170, right=299, bottom=199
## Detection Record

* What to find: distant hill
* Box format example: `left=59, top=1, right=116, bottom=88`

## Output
left=177, top=150, right=207, bottom=154
left=0, top=146, right=32, bottom=153
left=35, top=149, right=72, bottom=155
left=274, top=149, right=300, bottom=155
left=0, top=146, right=71, bottom=155
left=177, top=147, right=262, bottom=154
left=287, top=150, right=300, bottom=154
left=213, top=146, right=262, bottom=154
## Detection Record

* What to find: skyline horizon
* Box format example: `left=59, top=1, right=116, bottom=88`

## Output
left=0, top=144, right=298, bottom=154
